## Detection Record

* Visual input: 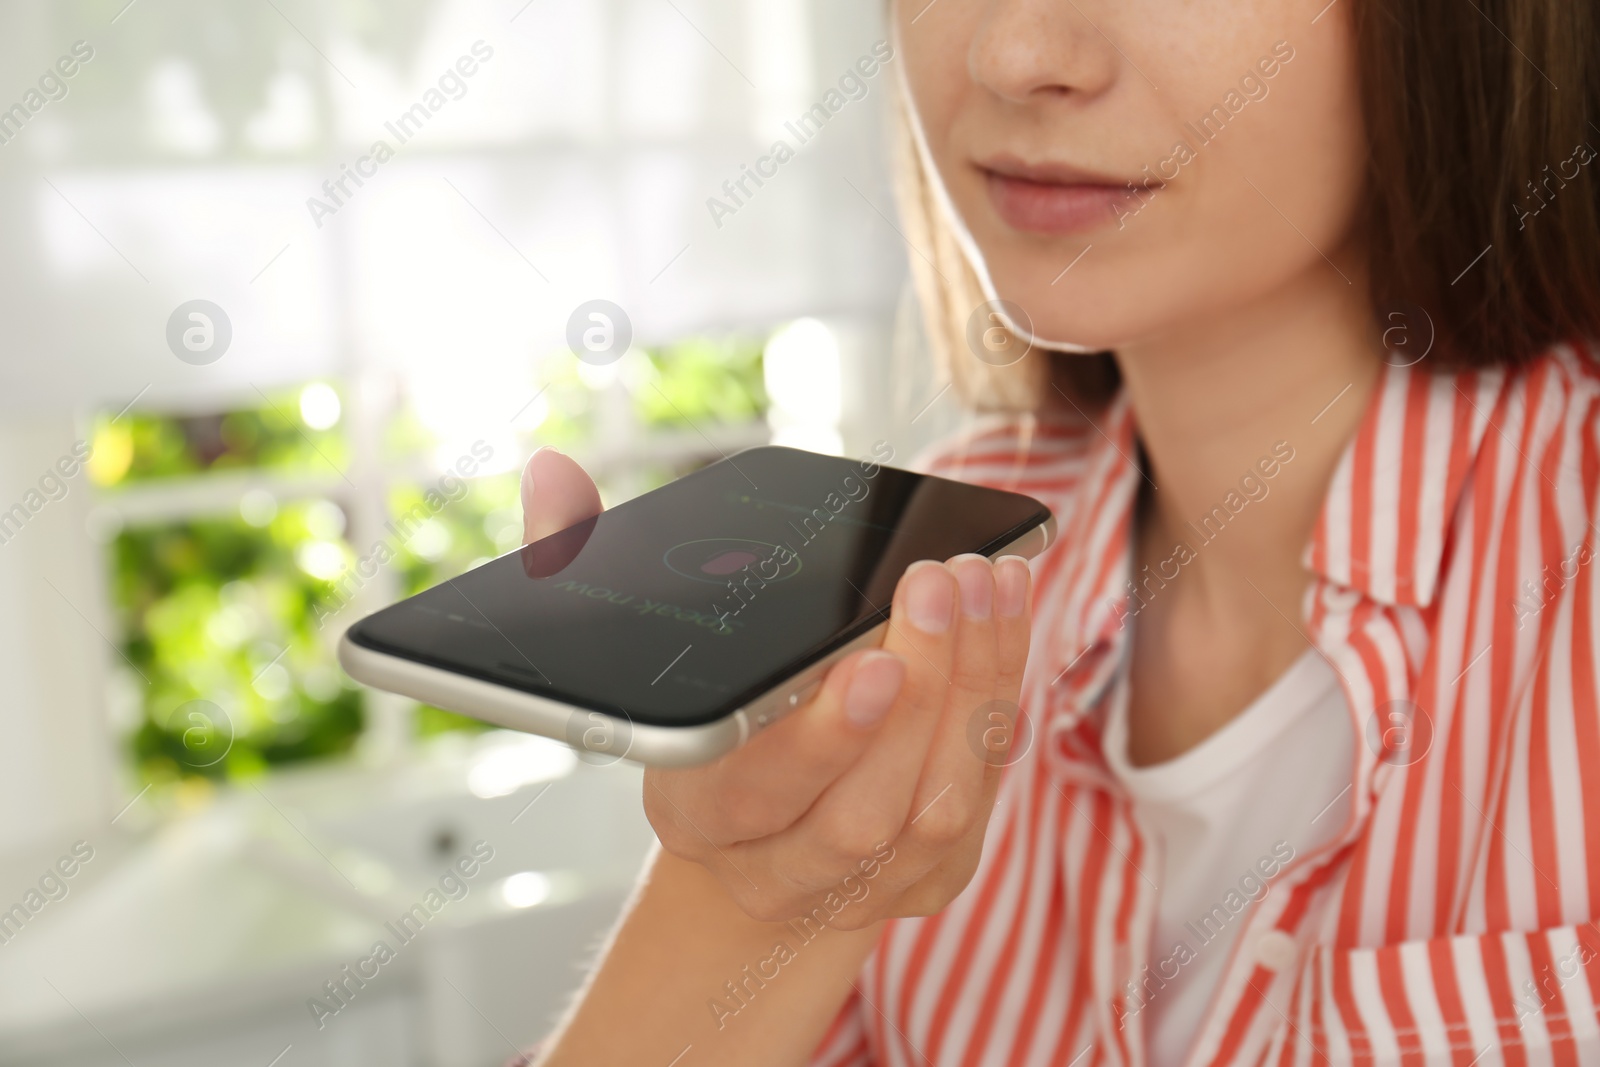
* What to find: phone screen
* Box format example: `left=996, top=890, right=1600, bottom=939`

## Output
left=347, top=446, right=1048, bottom=727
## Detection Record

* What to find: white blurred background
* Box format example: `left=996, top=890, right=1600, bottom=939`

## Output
left=0, top=1, right=965, bottom=1064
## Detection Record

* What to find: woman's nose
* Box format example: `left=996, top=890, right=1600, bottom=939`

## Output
left=966, top=0, right=1120, bottom=105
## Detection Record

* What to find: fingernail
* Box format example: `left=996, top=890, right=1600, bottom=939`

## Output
left=844, top=651, right=903, bottom=729
left=520, top=457, right=536, bottom=501
left=904, top=562, right=955, bottom=634
left=995, top=556, right=1028, bottom=618
left=522, top=447, right=563, bottom=503
left=952, top=555, right=992, bottom=619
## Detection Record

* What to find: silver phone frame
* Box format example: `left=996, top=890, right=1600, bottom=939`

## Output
left=338, top=517, right=1055, bottom=768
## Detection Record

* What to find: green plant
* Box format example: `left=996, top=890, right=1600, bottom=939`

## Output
left=89, top=387, right=347, bottom=487
left=634, top=335, right=767, bottom=428
left=112, top=500, right=362, bottom=783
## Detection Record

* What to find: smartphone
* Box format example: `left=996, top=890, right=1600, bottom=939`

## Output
left=339, top=445, right=1053, bottom=767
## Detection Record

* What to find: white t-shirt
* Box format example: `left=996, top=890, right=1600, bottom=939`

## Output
left=1102, top=647, right=1354, bottom=1067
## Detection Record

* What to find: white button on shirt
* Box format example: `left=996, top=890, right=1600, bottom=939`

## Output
left=1102, top=647, right=1354, bottom=1067
left=1251, top=928, right=1300, bottom=973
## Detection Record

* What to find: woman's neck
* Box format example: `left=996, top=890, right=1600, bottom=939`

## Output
left=1113, top=259, right=1380, bottom=614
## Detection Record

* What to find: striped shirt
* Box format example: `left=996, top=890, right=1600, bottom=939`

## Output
left=808, top=342, right=1600, bottom=1066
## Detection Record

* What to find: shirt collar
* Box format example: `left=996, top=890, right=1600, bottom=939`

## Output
left=1034, top=391, right=1141, bottom=736
left=1302, top=362, right=1505, bottom=609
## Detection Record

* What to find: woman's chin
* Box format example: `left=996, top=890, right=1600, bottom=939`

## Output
left=978, top=258, right=1180, bottom=356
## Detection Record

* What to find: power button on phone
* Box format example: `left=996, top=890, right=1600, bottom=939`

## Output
left=788, top=679, right=821, bottom=708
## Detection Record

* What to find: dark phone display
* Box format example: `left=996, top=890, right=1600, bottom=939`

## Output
left=348, top=446, right=1049, bottom=727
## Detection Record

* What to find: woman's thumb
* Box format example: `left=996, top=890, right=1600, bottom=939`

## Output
left=521, top=447, right=603, bottom=545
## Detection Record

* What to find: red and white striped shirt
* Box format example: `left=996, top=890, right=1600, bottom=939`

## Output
left=809, top=343, right=1600, bottom=1066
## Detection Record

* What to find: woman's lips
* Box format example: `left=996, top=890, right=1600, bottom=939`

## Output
left=983, top=169, right=1156, bottom=236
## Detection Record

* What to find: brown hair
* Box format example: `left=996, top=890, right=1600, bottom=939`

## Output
left=897, top=1, right=1600, bottom=413
left=1359, top=0, right=1600, bottom=369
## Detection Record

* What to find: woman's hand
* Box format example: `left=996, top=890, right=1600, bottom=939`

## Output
left=520, top=447, right=1033, bottom=928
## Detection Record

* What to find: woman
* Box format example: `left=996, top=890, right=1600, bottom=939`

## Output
left=523, top=0, right=1600, bottom=1063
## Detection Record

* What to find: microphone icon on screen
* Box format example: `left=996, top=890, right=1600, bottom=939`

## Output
left=662, top=539, right=801, bottom=585
left=699, top=550, right=760, bottom=575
